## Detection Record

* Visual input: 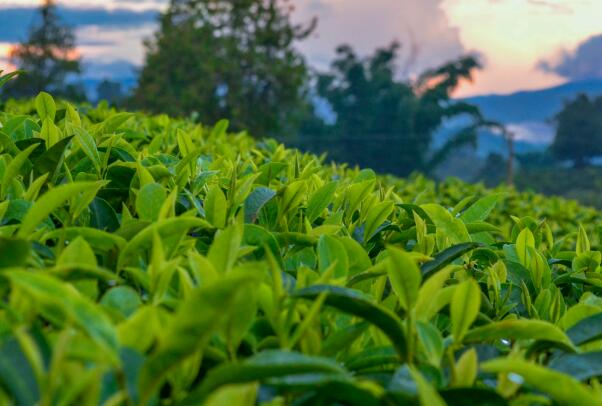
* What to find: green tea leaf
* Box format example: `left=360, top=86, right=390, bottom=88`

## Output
left=118, top=217, right=211, bottom=268
left=460, top=194, right=503, bottom=223
left=464, top=319, right=574, bottom=350
left=208, top=223, right=243, bottom=274
left=136, top=183, right=167, bottom=222
left=32, top=135, right=74, bottom=178
left=35, top=92, right=56, bottom=121
left=0, top=336, right=40, bottom=406
left=564, top=312, right=602, bottom=346
left=454, top=348, right=477, bottom=387
left=346, top=180, right=374, bottom=219
left=421, top=242, right=481, bottom=279
left=386, top=246, right=421, bottom=311
left=211, top=119, right=229, bottom=138
left=415, top=266, right=455, bottom=321
left=409, top=367, right=446, bottom=406
left=100, top=286, right=142, bottom=319
left=184, top=350, right=348, bottom=404
left=44, top=227, right=126, bottom=252
left=89, top=197, right=120, bottom=232
left=481, top=358, right=599, bottom=405
left=439, top=388, right=506, bottom=405
left=1, top=143, right=38, bottom=199
left=364, top=200, right=394, bottom=241
left=205, top=184, right=228, bottom=228
left=0, top=238, right=30, bottom=268
left=74, top=128, right=101, bottom=175
left=139, top=274, right=256, bottom=402
left=292, top=285, right=407, bottom=359
left=244, top=186, right=276, bottom=223
left=576, top=224, right=590, bottom=255
left=422, top=204, right=471, bottom=248
left=549, top=352, right=602, bottom=382
left=515, top=228, right=535, bottom=267
left=100, top=112, right=133, bottom=133
left=204, top=383, right=257, bottom=406
left=57, top=236, right=97, bottom=267
left=18, top=181, right=106, bottom=238
left=416, top=321, right=444, bottom=367
left=279, top=180, right=307, bottom=219
left=6, top=271, right=118, bottom=359
left=317, top=235, right=349, bottom=279
left=451, top=279, right=481, bottom=343
left=307, top=181, right=338, bottom=223
left=340, top=236, right=372, bottom=276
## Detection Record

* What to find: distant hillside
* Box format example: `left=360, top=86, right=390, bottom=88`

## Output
left=430, top=79, right=602, bottom=181
left=81, top=77, right=137, bottom=102
left=465, top=79, right=602, bottom=124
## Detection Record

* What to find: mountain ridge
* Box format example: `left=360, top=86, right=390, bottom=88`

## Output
left=463, top=78, right=602, bottom=124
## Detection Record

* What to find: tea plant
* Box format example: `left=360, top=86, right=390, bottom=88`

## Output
left=0, top=88, right=602, bottom=405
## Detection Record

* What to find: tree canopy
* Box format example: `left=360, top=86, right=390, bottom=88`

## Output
left=2, top=0, right=82, bottom=100
left=551, top=94, right=602, bottom=167
left=308, top=42, right=484, bottom=176
left=133, top=0, right=317, bottom=137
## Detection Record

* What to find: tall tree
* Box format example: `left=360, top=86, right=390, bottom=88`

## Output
left=311, top=43, right=483, bottom=175
left=2, top=0, right=82, bottom=100
left=551, top=94, right=602, bottom=168
left=133, top=0, right=316, bottom=136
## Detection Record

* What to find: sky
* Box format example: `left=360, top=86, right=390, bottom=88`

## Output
left=1, top=0, right=602, bottom=96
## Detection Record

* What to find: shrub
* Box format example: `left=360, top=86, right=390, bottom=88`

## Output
left=0, top=91, right=601, bottom=405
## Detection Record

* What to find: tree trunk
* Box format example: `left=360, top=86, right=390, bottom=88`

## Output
left=573, top=157, right=588, bottom=169
left=505, top=130, right=514, bottom=186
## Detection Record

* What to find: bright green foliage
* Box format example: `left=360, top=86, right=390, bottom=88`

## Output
left=0, top=92, right=602, bottom=405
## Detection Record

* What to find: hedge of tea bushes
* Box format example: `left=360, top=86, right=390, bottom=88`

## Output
left=0, top=92, right=601, bottom=405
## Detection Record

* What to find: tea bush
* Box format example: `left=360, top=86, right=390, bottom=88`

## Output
left=1, top=89, right=602, bottom=405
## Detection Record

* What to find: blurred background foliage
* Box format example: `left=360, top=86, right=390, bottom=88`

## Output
left=2, top=0, right=602, bottom=207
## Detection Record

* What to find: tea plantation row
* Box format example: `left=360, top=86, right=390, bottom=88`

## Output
left=0, top=91, right=601, bottom=405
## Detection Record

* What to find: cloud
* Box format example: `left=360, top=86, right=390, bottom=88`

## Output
left=538, top=34, right=602, bottom=81
left=507, top=122, right=554, bottom=144
left=304, top=1, right=334, bottom=14
left=526, top=0, right=573, bottom=14
left=113, top=0, right=166, bottom=4
left=487, top=0, right=573, bottom=13
left=295, top=0, right=468, bottom=76
left=76, top=24, right=156, bottom=65
left=0, top=5, right=157, bottom=42
left=1, top=0, right=473, bottom=87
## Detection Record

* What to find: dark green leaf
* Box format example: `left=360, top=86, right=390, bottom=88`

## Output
left=0, top=336, right=40, bottom=406
left=0, top=238, right=30, bottom=268
left=244, top=186, right=276, bottom=223
left=565, top=312, right=602, bottom=346
left=182, top=350, right=348, bottom=404
left=292, top=285, right=407, bottom=359
left=33, top=135, right=74, bottom=178
left=549, top=352, right=602, bottom=382
left=421, top=242, right=481, bottom=279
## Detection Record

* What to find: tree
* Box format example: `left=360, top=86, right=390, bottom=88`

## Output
left=475, top=153, right=506, bottom=187
left=2, top=0, right=82, bottom=100
left=551, top=94, right=602, bottom=167
left=96, top=79, right=124, bottom=106
left=310, top=42, right=484, bottom=176
left=133, top=0, right=316, bottom=137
